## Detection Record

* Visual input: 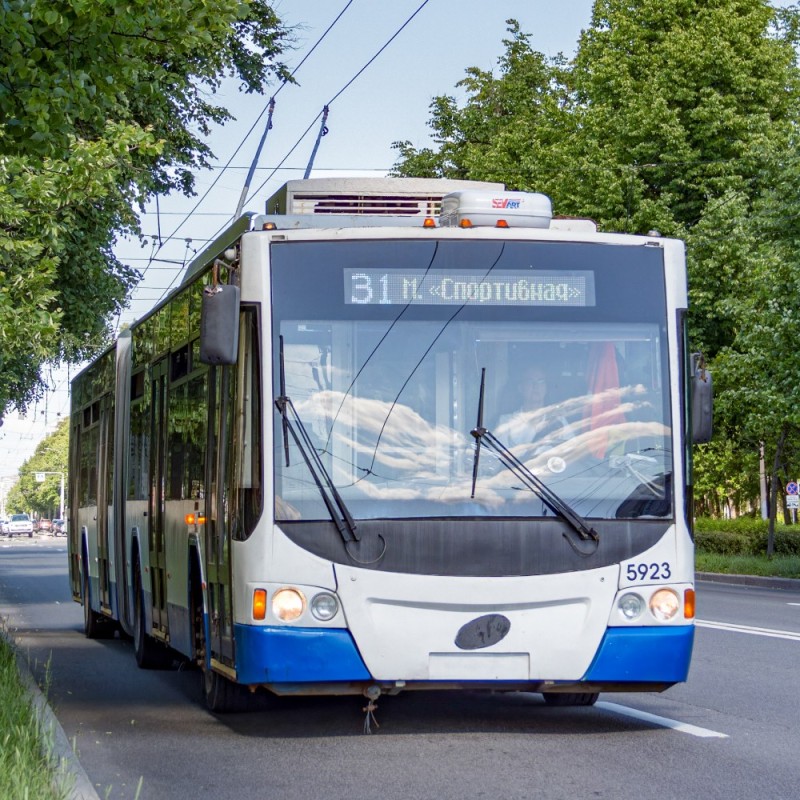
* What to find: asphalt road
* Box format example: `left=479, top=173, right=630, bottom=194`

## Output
left=2, top=537, right=800, bottom=800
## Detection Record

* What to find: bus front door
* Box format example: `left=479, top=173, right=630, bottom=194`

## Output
left=96, top=393, right=114, bottom=613
left=205, top=365, right=236, bottom=672
left=148, top=358, right=169, bottom=639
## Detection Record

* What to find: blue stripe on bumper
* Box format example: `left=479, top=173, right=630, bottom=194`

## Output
left=234, top=625, right=371, bottom=685
left=584, top=625, right=694, bottom=683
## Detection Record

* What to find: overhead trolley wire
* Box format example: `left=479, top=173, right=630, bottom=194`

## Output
left=151, top=0, right=355, bottom=257
left=234, top=1, right=357, bottom=216
left=241, top=0, right=433, bottom=211
left=139, top=0, right=434, bottom=324
left=128, top=0, right=434, bottom=325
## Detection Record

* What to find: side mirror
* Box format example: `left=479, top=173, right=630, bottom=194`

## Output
left=691, top=353, right=713, bottom=443
left=199, top=283, right=240, bottom=365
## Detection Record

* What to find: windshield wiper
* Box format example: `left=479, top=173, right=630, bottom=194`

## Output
left=275, top=336, right=358, bottom=545
left=471, top=424, right=599, bottom=545
left=470, top=368, right=488, bottom=499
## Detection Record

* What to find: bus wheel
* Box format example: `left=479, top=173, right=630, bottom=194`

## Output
left=133, top=566, right=172, bottom=669
left=199, top=633, right=248, bottom=713
left=542, top=692, right=599, bottom=707
left=82, top=563, right=113, bottom=639
left=202, top=665, right=247, bottom=713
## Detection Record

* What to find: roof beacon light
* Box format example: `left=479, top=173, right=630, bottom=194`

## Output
left=439, top=190, right=553, bottom=229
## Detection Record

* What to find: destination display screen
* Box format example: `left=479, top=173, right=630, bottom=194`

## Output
left=344, top=269, right=596, bottom=307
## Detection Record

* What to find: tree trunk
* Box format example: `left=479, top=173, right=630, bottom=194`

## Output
left=759, top=442, right=769, bottom=520
left=768, top=427, right=787, bottom=558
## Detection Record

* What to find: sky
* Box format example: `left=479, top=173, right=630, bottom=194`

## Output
left=1, top=0, right=791, bottom=490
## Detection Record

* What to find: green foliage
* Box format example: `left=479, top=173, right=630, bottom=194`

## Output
left=570, top=0, right=796, bottom=233
left=695, top=529, right=753, bottom=556
left=693, top=438, right=760, bottom=516
left=0, top=126, right=156, bottom=413
left=0, top=634, right=66, bottom=800
left=0, top=0, right=290, bottom=417
left=695, top=516, right=769, bottom=536
left=695, top=517, right=800, bottom=557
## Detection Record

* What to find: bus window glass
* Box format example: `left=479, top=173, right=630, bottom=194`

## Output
left=229, top=309, right=263, bottom=539
left=166, top=374, right=207, bottom=501
left=129, top=380, right=151, bottom=501
left=272, top=239, right=672, bottom=523
left=80, top=425, right=99, bottom=507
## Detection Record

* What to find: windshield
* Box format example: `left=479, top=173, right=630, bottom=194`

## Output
left=11, top=514, right=29, bottom=522
left=271, top=238, right=673, bottom=522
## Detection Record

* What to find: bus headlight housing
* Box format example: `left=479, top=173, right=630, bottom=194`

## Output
left=618, top=592, right=645, bottom=620
left=310, top=592, right=339, bottom=621
left=649, top=588, right=680, bottom=621
left=272, top=588, right=306, bottom=621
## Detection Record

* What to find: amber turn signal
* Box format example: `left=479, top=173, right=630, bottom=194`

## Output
left=253, top=589, right=267, bottom=620
left=684, top=588, right=696, bottom=619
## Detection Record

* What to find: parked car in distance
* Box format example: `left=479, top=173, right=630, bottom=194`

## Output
left=51, top=519, right=65, bottom=536
left=0, top=519, right=8, bottom=535
left=38, top=519, right=52, bottom=532
left=8, top=513, right=33, bottom=537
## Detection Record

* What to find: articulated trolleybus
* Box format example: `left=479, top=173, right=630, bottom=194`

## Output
left=69, top=177, right=710, bottom=713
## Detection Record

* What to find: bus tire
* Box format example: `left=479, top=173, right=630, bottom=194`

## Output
left=542, top=692, right=599, bottom=707
left=202, top=665, right=249, bottom=714
left=82, top=560, right=114, bottom=639
left=197, top=614, right=249, bottom=713
left=133, top=565, right=172, bottom=670
left=199, top=620, right=250, bottom=713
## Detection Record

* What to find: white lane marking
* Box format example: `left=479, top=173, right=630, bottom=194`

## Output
left=596, top=702, right=728, bottom=738
left=696, top=619, right=800, bottom=641
left=787, top=603, right=800, bottom=607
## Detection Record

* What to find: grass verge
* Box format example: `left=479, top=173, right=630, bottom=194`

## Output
left=0, top=630, right=68, bottom=800
left=696, top=552, right=800, bottom=579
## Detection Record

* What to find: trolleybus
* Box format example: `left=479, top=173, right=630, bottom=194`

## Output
left=69, top=177, right=710, bottom=713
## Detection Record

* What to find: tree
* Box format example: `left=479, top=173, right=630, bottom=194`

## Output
left=0, top=0, right=290, bottom=417
left=692, top=438, right=760, bottom=518
left=706, top=151, right=800, bottom=548
left=5, top=418, right=69, bottom=517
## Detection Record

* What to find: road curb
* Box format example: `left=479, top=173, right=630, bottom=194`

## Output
left=3, top=632, right=101, bottom=800
left=697, top=572, right=800, bottom=592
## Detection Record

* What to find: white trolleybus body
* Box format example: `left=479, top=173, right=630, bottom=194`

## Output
left=69, top=178, right=709, bottom=712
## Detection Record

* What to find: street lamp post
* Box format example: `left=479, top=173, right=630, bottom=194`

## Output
left=34, top=471, right=65, bottom=519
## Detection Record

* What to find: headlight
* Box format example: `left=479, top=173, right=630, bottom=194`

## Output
left=618, top=592, right=645, bottom=620
left=649, top=588, right=680, bottom=621
left=272, top=588, right=306, bottom=621
left=310, top=592, right=339, bottom=621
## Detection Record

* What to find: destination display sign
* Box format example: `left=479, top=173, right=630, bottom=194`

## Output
left=344, top=269, right=596, bottom=307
